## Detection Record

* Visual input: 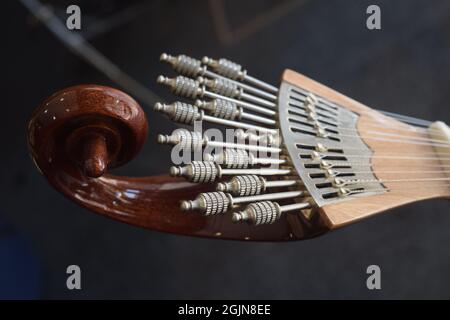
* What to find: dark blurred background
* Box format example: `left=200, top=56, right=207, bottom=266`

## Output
left=1, top=0, right=450, bottom=299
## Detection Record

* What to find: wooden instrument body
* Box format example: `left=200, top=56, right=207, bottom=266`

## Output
left=27, top=71, right=450, bottom=241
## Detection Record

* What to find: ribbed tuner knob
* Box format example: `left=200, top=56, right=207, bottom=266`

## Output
left=202, top=57, right=247, bottom=80
left=157, top=75, right=204, bottom=99
left=180, top=192, right=231, bottom=216
left=217, top=175, right=266, bottom=196
left=232, top=201, right=281, bottom=225
left=154, top=102, right=202, bottom=125
left=205, top=149, right=251, bottom=169
left=170, top=161, right=219, bottom=183
left=197, top=77, right=242, bottom=98
left=195, top=99, right=241, bottom=121
left=160, top=53, right=205, bottom=77
left=157, top=128, right=203, bottom=152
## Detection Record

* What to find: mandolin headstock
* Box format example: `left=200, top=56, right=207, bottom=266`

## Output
left=27, top=54, right=450, bottom=241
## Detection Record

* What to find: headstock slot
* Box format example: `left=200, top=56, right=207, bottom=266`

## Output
left=278, top=82, right=386, bottom=207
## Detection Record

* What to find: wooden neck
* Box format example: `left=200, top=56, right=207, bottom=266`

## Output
left=428, top=121, right=450, bottom=177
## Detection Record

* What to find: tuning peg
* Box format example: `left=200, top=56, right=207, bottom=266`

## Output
left=204, top=149, right=250, bottom=169
left=202, top=57, right=246, bottom=80
left=182, top=190, right=305, bottom=216
left=160, top=53, right=206, bottom=77
left=170, top=161, right=291, bottom=183
left=170, top=161, right=219, bottom=183
left=197, top=76, right=242, bottom=99
left=202, top=56, right=278, bottom=93
left=154, top=102, right=203, bottom=125
left=232, top=201, right=311, bottom=225
left=216, top=175, right=265, bottom=196
left=158, top=129, right=282, bottom=154
left=157, top=128, right=204, bottom=152
left=217, top=175, right=300, bottom=196
left=195, top=99, right=275, bottom=126
left=195, top=99, right=241, bottom=121
left=180, top=192, right=231, bottom=216
left=157, top=75, right=204, bottom=99
left=205, top=149, right=285, bottom=169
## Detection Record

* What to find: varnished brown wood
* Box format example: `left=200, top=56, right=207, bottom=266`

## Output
left=28, top=84, right=326, bottom=241
left=81, top=132, right=108, bottom=178
left=428, top=121, right=450, bottom=178
left=283, top=69, right=450, bottom=229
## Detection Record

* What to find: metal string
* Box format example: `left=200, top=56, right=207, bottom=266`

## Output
left=286, top=94, right=446, bottom=136
left=330, top=132, right=450, bottom=148
left=286, top=104, right=447, bottom=139
left=343, top=177, right=450, bottom=185
left=318, top=154, right=450, bottom=162
left=288, top=90, right=436, bottom=128
left=323, top=161, right=450, bottom=169
left=346, top=170, right=450, bottom=175
left=347, top=183, right=450, bottom=196
left=324, top=126, right=449, bottom=145
left=291, top=124, right=450, bottom=148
